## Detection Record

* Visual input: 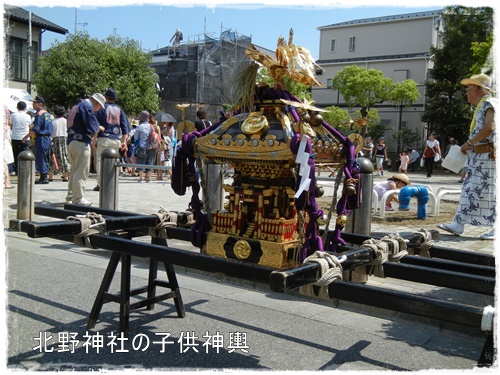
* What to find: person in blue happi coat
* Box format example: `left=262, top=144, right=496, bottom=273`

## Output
left=23, top=96, right=52, bottom=184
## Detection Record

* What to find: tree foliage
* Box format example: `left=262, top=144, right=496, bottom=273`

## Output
left=422, top=6, right=493, bottom=143
left=322, top=106, right=352, bottom=135
left=391, top=128, right=421, bottom=151
left=388, top=80, right=421, bottom=106
left=256, top=67, right=312, bottom=101
left=352, top=108, right=388, bottom=142
left=331, top=65, right=394, bottom=118
left=33, top=32, right=160, bottom=115
left=331, top=65, right=419, bottom=139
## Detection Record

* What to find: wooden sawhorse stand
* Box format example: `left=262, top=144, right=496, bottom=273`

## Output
left=87, top=237, right=185, bottom=337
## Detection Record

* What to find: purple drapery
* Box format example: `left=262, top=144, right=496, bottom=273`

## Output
left=320, top=120, right=359, bottom=252
left=173, top=91, right=360, bottom=254
left=177, top=117, right=226, bottom=248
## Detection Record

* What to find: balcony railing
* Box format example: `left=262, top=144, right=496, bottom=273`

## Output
left=6, top=54, right=38, bottom=82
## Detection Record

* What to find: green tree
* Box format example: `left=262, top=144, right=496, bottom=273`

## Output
left=322, top=106, right=352, bottom=135
left=352, top=108, right=388, bottom=142
left=331, top=65, right=394, bottom=116
left=33, top=32, right=159, bottom=115
left=387, top=80, right=421, bottom=151
left=391, top=128, right=421, bottom=151
left=422, top=6, right=493, bottom=143
left=331, top=65, right=394, bottom=136
left=256, top=67, right=312, bottom=102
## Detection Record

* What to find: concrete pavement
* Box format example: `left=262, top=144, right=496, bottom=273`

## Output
left=1, top=169, right=497, bottom=371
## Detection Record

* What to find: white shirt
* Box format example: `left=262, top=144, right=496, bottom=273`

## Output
left=10, top=110, right=32, bottom=140
left=52, top=117, right=67, bottom=137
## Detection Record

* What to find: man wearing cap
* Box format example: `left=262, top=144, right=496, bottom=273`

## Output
left=438, top=73, right=496, bottom=240
left=93, top=88, right=130, bottom=191
left=373, top=174, right=410, bottom=211
left=23, top=96, right=53, bottom=184
left=65, top=93, right=105, bottom=205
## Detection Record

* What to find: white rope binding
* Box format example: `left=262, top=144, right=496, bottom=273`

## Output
left=381, top=233, right=408, bottom=261
left=361, top=238, right=389, bottom=278
left=410, top=229, right=434, bottom=257
left=299, top=251, right=344, bottom=299
left=149, top=206, right=178, bottom=239
left=66, top=212, right=106, bottom=249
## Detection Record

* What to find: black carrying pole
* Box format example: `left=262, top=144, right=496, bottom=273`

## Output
left=327, top=281, right=486, bottom=328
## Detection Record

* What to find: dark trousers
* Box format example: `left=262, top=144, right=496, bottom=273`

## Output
left=424, top=157, right=435, bottom=176
left=11, top=139, right=31, bottom=172
left=34, top=136, right=51, bottom=175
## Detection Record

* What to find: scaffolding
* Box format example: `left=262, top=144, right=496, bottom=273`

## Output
left=152, top=28, right=256, bottom=122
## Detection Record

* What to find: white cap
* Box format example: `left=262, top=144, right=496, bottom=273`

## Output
left=91, top=93, right=106, bottom=109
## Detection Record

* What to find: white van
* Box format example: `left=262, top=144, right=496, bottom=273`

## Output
left=3, top=88, right=35, bottom=115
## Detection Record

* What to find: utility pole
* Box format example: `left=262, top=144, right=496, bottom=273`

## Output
left=27, top=11, right=32, bottom=93
left=74, top=8, right=88, bottom=34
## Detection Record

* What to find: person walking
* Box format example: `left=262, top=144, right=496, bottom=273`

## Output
left=398, top=150, right=409, bottom=174
left=48, top=105, right=70, bottom=182
left=372, top=137, right=388, bottom=177
left=422, top=133, right=441, bottom=178
left=134, top=111, right=155, bottom=183
left=23, top=96, right=52, bottom=184
left=10, top=101, right=32, bottom=175
left=93, top=88, right=130, bottom=191
left=437, top=73, right=496, bottom=240
left=66, top=94, right=105, bottom=205
left=361, top=136, right=374, bottom=159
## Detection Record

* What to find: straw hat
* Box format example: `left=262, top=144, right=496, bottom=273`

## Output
left=460, top=73, right=494, bottom=92
left=391, top=174, right=410, bottom=186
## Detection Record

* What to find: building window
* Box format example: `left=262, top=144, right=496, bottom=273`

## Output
left=401, top=121, right=407, bottom=129
left=380, top=119, right=392, bottom=129
left=330, top=39, right=336, bottom=53
left=326, top=78, right=333, bottom=89
left=6, top=36, right=38, bottom=82
left=349, top=37, right=355, bottom=51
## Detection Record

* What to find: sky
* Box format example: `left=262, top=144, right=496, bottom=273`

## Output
left=8, top=0, right=494, bottom=60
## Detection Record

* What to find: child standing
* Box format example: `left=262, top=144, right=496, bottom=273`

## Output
left=399, top=150, right=409, bottom=174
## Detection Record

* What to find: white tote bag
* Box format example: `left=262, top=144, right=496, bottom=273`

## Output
left=442, top=145, right=466, bottom=173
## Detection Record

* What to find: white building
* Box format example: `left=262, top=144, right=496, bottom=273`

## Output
left=312, top=9, right=444, bottom=152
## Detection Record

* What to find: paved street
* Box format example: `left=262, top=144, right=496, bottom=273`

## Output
left=1, top=169, right=497, bottom=371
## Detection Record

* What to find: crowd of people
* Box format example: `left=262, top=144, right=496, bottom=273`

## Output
left=2, top=88, right=180, bottom=205
left=3, top=73, right=495, bottom=240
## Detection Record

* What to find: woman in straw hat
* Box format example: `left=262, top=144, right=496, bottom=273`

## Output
left=437, top=73, right=496, bottom=240
left=373, top=173, right=410, bottom=211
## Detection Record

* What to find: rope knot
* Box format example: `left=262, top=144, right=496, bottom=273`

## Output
left=362, top=238, right=389, bottom=277
left=66, top=212, right=106, bottom=248
left=303, top=251, right=344, bottom=286
left=410, top=229, right=434, bottom=257
left=149, top=206, right=178, bottom=239
left=381, top=233, right=408, bottom=261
